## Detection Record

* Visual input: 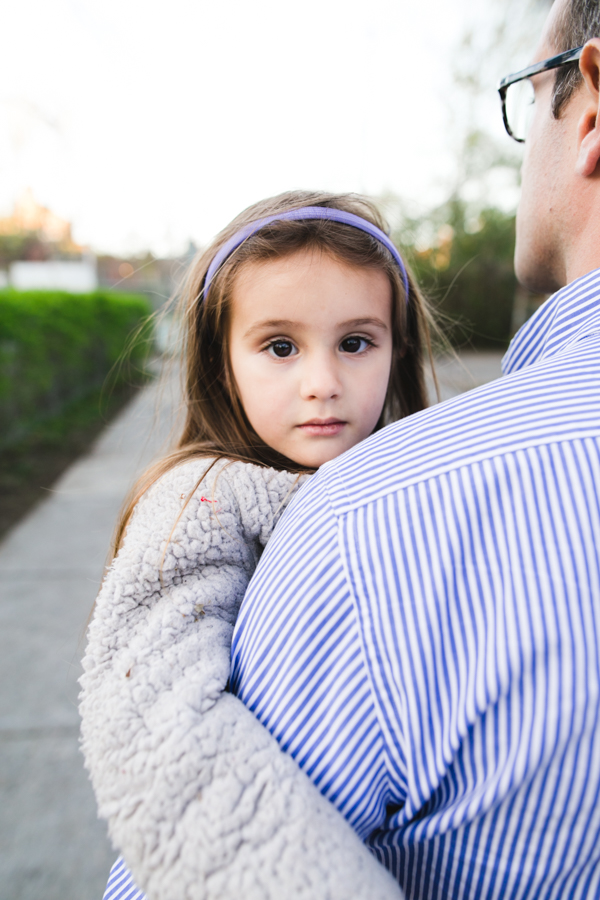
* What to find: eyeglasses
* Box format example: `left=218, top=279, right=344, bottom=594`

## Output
left=498, top=46, right=583, bottom=142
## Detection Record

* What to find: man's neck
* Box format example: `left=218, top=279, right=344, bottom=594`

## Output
left=562, top=199, right=600, bottom=286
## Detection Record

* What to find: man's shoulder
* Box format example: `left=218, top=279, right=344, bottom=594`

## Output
left=315, top=340, right=600, bottom=517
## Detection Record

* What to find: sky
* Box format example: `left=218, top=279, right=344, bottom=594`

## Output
left=0, top=0, right=544, bottom=256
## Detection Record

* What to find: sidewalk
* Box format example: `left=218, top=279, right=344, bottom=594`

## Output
left=428, top=350, right=507, bottom=403
left=0, top=368, right=181, bottom=900
left=0, top=352, right=503, bottom=900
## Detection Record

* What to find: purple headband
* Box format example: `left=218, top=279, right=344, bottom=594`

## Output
left=203, top=206, right=410, bottom=301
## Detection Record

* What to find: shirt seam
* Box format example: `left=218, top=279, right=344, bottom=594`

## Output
left=324, top=474, right=407, bottom=812
left=326, top=431, right=600, bottom=517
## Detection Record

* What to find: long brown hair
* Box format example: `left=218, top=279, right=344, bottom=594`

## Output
left=112, top=190, right=438, bottom=554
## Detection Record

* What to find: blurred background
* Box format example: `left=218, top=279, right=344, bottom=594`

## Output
left=1, top=0, right=554, bottom=332
left=0, top=0, right=552, bottom=898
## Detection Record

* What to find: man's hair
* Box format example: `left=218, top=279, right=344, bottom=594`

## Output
left=552, top=0, right=600, bottom=116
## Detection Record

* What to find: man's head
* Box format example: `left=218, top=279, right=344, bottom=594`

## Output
left=515, top=0, right=600, bottom=293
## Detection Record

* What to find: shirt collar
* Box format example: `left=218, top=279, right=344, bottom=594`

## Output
left=502, top=266, right=600, bottom=375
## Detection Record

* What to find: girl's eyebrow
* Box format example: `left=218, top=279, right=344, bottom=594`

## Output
left=243, top=319, right=296, bottom=338
left=244, top=316, right=388, bottom=338
left=343, top=317, right=389, bottom=330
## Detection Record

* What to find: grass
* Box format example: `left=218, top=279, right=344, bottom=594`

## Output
left=0, top=378, right=148, bottom=541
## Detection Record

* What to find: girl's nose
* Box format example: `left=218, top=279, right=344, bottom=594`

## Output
left=299, top=354, right=342, bottom=401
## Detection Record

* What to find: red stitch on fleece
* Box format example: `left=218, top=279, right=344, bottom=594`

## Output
left=200, top=497, right=215, bottom=503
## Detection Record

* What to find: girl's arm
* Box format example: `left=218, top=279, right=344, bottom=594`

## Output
left=80, top=458, right=403, bottom=900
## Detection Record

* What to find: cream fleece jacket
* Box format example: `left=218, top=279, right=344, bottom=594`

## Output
left=79, top=457, right=404, bottom=900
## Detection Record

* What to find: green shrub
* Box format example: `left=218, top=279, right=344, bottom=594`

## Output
left=0, top=289, right=153, bottom=449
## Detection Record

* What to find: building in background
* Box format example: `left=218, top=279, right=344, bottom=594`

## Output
left=0, top=188, right=77, bottom=247
left=0, top=189, right=95, bottom=290
left=9, top=258, right=98, bottom=292
left=0, top=189, right=83, bottom=261
left=0, top=190, right=186, bottom=304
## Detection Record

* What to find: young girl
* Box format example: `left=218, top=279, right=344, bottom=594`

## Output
left=80, top=190, right=436, bottom=900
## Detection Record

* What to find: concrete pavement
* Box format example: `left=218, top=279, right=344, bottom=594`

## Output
left=428, top=350, right=507, bottom=403
left=0, top=352, right=504, bottom=900
left=0, top=367, right=181, bottom=900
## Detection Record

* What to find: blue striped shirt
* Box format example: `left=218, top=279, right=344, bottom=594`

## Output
left=230, top=269, right=600, bottom=899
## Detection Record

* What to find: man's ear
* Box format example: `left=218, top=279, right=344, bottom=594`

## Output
left=575, top=39, right=600, bottom=177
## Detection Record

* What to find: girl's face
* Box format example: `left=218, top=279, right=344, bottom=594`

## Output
left=228, top=248, right=393, bottom=468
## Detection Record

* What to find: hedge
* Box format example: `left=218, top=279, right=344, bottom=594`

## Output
left=0, top=289, right=153, bottom=449
left=398, top=202, right=519, bottom=349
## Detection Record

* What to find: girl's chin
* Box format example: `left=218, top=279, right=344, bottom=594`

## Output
left=286, top=438, right=351, bottom=469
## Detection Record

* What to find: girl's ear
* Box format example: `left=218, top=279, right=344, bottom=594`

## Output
left=575, top=40, right=600, bottom=177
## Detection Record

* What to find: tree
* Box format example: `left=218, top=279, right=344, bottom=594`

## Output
left=399, top=202, right=517, bottom=348
left=387, top=0, right=552, bottom=348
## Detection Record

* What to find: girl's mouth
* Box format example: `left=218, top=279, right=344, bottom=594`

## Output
left=297, top=418, right=347, bottom=436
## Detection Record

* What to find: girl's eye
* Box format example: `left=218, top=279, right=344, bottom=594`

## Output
left=340, top=336, right=371, bottom=354
left=267, top=340, right=296, bottom=358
